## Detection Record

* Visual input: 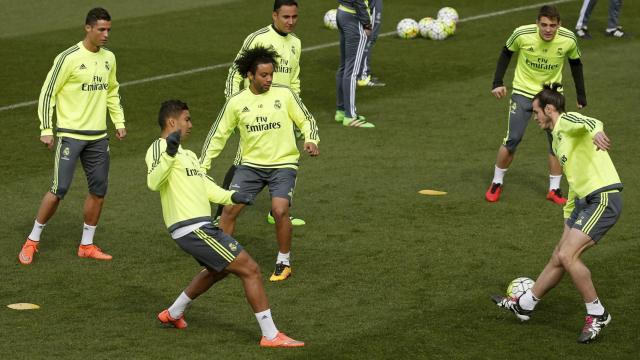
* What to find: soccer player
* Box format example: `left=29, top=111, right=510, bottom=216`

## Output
left=492, top=84, right=622, bottom=344
left=220, top=0, right=306, bottom=227
left=485, top=5, right=586, bottom=204
left=334, top=0, right=376, bottom=128
left=19, top=7, right=126, bottom=264
left=200, top=46, right=319, bottom=282
left=357, top=0, right=385, bottom=87
left=147, top=100, right=303, bottom=347
left=576, top=0, right=625, bottom=38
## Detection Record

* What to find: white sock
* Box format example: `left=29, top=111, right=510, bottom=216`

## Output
left=277, top=252, right=290, bottom=266
left=80, top=223, right=96, bottom=246
left=518, top=289, right=540, bottom=311
left=168, top=292, right=192, bottom=319
left=586, top=298, right=605, bottom=316
left=492, top=165, right=508, bottom=184
left=28, top=220, right=46, bottom=241
left=255, top=309, right=278, bottom=340
left=549, top=175, right=562, bottom=190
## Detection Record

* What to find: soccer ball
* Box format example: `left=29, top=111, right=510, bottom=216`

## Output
left=426, top=20, right=448, bottom=40
left=440, top=17, right=456, bottom=36
left=437, top=7, right=459, bottom=23
left=396, top=18, right=419, bottom=39
left=418, top=17, right=435, bottom=38
left=506, top=277, right=535, bottom=298
left=324, top=9, right=338, bottom=30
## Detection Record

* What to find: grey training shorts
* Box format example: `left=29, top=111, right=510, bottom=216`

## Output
left=566, top=190, right=622, bottom=242
left=50, top=137, right=110, bottom=199
left=229, top=165, right=297, bottom=204
left=175, top=223, right=243, bottom=272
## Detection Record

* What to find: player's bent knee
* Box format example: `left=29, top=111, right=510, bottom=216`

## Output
left=271, top=206, right=289, bottom=219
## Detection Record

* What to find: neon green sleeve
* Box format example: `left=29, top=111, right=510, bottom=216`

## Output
left=107, top=57, right=125, bottom=129
left=146, top=140, right=174, bottom=191
left=38, top=52, right=73, bottom=136
left=561, top=113, right=603, bottom=136
left=204, top=175, right=234, bottom=205
left=199, top=99, right=239, bottom=171
left=286, top=90, right=319, bottom=144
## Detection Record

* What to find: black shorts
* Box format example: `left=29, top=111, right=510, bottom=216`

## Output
left=175, top=223, right=243, bottom=272
left=566, top=191, right=622, bottom=242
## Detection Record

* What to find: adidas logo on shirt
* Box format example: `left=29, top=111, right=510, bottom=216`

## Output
left=242, top=107, right=250, bottom=113
left=79, top=64, right=87, bottom=70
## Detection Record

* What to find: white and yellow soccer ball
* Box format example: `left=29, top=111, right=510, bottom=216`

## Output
left=506, top=277, right=535, bottom=298
left=426, top=20, right=448, bottom=40
left=437, top=7, right=459, bottom=23
left=418, top=17, right=435, bottom=38
left=324, top=9, right=338, bottom=30
left=440, top=17, right=456, bottom=36
left=396, top=18, right=419, bottom=39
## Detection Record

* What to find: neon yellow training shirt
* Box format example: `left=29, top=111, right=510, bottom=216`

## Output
left=200, top=85, right=319, bottom=172
left=506, top=25, right=581, bottom=98
left=38, top=41, right=125, bottom=141
left=551, top=112, right=622, bottom=218
left=146, top=138, right=234, bottom=232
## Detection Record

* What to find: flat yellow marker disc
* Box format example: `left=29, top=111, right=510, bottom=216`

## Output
left=418, top=189, right=448, bottom=196
left=7, top=303, right=40, bottom=310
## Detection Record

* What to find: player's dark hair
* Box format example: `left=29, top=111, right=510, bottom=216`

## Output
left=234, top=46, right=279, bottom=78
left=538, top=5, right=560, bottom=22
left=86, top=7, right=111, bottom=25
left=158, top=100, right=189, bottom=129
left=534, top=83, right=565, bottom=113
left=274, top=0, right=298, bottom=11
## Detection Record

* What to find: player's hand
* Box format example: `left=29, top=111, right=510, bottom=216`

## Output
left=491, top=86, right=507, bottom=99
left=364, top=28, right=372, bottom=37
left=40, top=135, right=54, bottom=150
left=115, top=128, right=127, bottom=140
left=165, top=130, right=181, bottom=157
left=593, top=131, right=610, bottom=151
left=304, top=142, right=319, bottom=156
left=231, top=191, right=254, bottom=205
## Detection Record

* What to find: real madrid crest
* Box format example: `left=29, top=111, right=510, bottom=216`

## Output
left=274, top=100, right=282, bottom=109
left=105, top=61, right=110, bottom=70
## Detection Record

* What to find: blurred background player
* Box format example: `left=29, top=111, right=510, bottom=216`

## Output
left=492, top=84, right=622, bottom=344
left=575, top=0, right=624, bottom=39
left=485, top=5, right=586, bottom=205
left=335, top=0, right=376, bottom=128
left=147, top=100, right=303, bottom=347
left=357, top=0, right=385, bottom=87
left=219, top=0, right=306, bottom=227
left=200, top=46, right=319, bottom=282
left=19, top=7, right=126, bottom=264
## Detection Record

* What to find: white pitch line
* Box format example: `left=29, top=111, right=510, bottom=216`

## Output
left=0, top=0, right=576, bottom=113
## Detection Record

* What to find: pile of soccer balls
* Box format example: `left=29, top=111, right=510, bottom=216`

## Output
left=397, top=7, right=459, bottom=40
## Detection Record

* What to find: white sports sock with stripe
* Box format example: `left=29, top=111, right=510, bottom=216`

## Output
left=81, top=223, right=96, bottom=246
left=255, top=309, right=278, bottom=340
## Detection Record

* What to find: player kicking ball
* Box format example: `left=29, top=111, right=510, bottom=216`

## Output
left=491, top=84, right=622, bottom=343
left=146, top=100, right=303, bottom=347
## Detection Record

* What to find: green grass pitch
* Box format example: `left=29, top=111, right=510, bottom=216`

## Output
left=1, top=0, right=638, bottom=358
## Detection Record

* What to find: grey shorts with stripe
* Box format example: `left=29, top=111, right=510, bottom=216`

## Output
left=566, top=190, right=622, bottom=242
left=230, top=165, right=297, bottom=204
left=51, top=136, right=110, bottom=199
left=175, top=223, right=243, bottom=272
left=502, top=93, right=554, bottom=155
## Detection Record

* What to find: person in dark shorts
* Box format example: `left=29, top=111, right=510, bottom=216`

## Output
left=492, top=84, right=623, bottom=344
left=146, top=100, right=303, bottom=347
